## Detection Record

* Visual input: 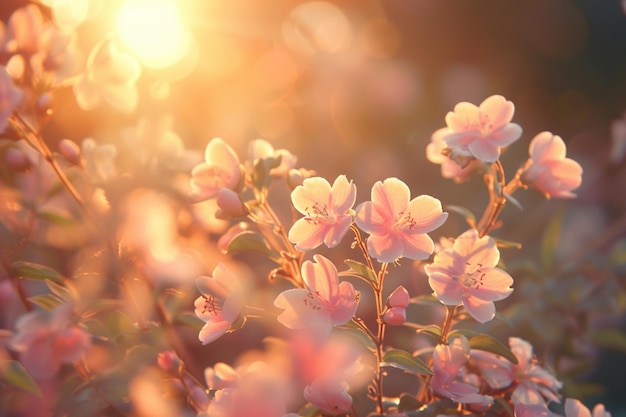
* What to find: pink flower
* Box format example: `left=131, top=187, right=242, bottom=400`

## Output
left=565, top=399, right=612, bottom=417
left=522, top=132, right=583, bottom=199
left=274, top=255, right=359, bottom=337
left=10, top=305, right=92, bottom=380
left=515, top=403, right=553, bottom=417
left=431, top=336, right=494, bottom=407
left=425, top=229, right=513, bottom=323
left=194, top=263, right=245, bottom=344
left=304, top=378, right=353, bottom=416
left=443, top=95, right=522, bottom=163
left=355, top=177, right=448, bottom=263
left=190, top=138, right=242, bottom=203
left=383, top=286, right=410, bottom=326
left=247, top=139, right=298, bottom=177
left=0, top=65, right=23, bottom=132
left=73, top=38, right=141, bottom=113
left=288, top=175, right=356, bottom=250
left=426, top=127, right=480, bottom=182
left=471, top=337, right=562, bottom=407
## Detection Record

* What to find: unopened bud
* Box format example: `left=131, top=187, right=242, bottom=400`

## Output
left=386, top=286, right=410, bottom=308
left=5, top=147, right=32, bottom=172
left=215, top=188, right=247, bottom=219
left=58, top=139, right=81, bottom=165
left=383, top=307, right=406, bottom=325
left=157, top=350, right=181, bottom=372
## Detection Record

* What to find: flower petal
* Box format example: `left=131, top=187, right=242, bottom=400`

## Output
left=400, top=232, right=435, bottom=260
left=289, top=218, right=327, bottom=250
left=428, top=271, right=464, bottom=305
left=199, top=319, right=230, bottom=345
left=462, top=296, right=495, bottom=323
left=479, top=95, right=514, bottom=128
left=291, top=177, right=332, bottom=216
left=405, top=195, right=448, bottom=234
left=330, top=175, right=356, bottom=214
left=367, top=233, right=403, bottom=263
left=465, top=267, right=513, bottom=301
left=372, top=178, right=409, bottom=220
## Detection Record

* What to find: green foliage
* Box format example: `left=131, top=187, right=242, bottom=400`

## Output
left=10, top=261, right=64, bottom=284
left=0, top=360, right=42, bottom=397
left=381, top=349, right=432, bottom=376
left=340, top=259, right=378, bottom=285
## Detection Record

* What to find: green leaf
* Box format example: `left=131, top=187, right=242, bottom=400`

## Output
left=467, top=333, right=518, bottom=364
left=225, top=231, right=279, bottom=258
left=45, top=279, right=77, bottom=303
left=381, top=349, right=432, bottom=375
left=444, top=205, right=476, bottom=227
left=592, top=329, right=626, bottom=353
left=403, top=323, right=442, bottom=342
left=27, top=293, right=63, bottom=310
left=37, top=209, right=76, bottom=225
left=541, top=210, right=564, bottom=271
left=251, top=156, right=281, bottom=190
left=0, top=360, right=42, bottom=397
left=339, top=259, right=378, bottom=285
left=175, top=312, right=204, bottom=332
left=11, top=261, right=64, bottom=284
left=494, top=237, right=522, bottom=249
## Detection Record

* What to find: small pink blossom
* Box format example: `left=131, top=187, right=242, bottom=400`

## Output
left=288, top=175, right=356, bottom=250
left=565, top=399, right=612, bottom=417
left=10, top=305, right=92, bottom=380
left=304, top=378, right=353, bottom=416
left=73, top=38, right=141, bottom=113
left=248, top=138, right=298, bottom=177
left=427, top=127, right=480, bottom=182
left=383, top=286, right=410, bottom=325
left=443, top=95, right=522, bottom=163
left=274, top=255, right=359, bottom=337
left=515, top=403, right=553, bottom=417
left=431, top=336, right=494, bottom=407
left=0, top=65, right=23, bottom=132
left=355, top=177, right=448, bottom=263
left=471, top=337, right=562, bottom=407
left=522, top=132, right=583, bottom=199
left=190, top=138, right=242, bottom=203
left=425, top=229, right=513, bottom=323
left=194, top=263, right=245, bottom=344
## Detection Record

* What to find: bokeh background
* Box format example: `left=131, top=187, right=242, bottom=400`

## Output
left=2, top=0, right=626, bottom=414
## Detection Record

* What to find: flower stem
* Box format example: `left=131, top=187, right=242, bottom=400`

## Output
left=373, top=262, right=388, bottom=414
left=477, top=160, right=507, bottom=237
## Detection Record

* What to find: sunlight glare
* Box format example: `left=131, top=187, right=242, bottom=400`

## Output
left=116, top=0, right=190, bottom=69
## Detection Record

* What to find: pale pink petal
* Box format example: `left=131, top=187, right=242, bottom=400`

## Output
left=445, top=102, right=479, bottom=132
left=454, top=229, right=499, bottom=268
left=443, top=130, right=478, bottom=149
left=529, top=132, right=566, bottom=162
left=323, top=216, right=353, bottom=248
left=303, top=255, right=336, bottom=301
left=462, top=296, right=495, bottom=323
left=20, top=335, right=62, bottom=379
left=387, top=286, right=410, bottom=308
left=428, top=272, right=464, bottom=305
left=199, top=319, right=230, bottom=345
left=565, top=398, right=591, bottom=417
left=289, top=218, right=327, bottom=250
left=400, top=232, right=435, bottom=260
left=274, top=288, right=316, bottom=330
left=592, top=404, right=610, bottom=417
left=291, top=177, right=331, bottom=215
left=355, top=201, right=391, bottom=235
left=383, top=307, right=406, bottom=325
left=205, top=138, right=240, bottom=185
left=479, top=363, right=514, bottom=389
left=510, top=337, right=533, bottom=365
left=304, top=379, right=352, bottom=415
left=426, top=128, right=450, bottom=164
left=493, top=123, right=523, bottom=146
left=371, top=178, right=409, bottom=220
left=55, top=328, right=91, bottom=362
left=465, top=267, right=513, bottom=301
left=330, top=281, right=358, bottom=325
left=330, top=175, right=356, bottom=214
left=515, top=403, right=553, bottom=417
left=479, top=95, right=514, bottom=128
left=367, top=233, right=403, bottom=263
left=468, top=139, right=500, bottom=163
left=405, top=195, right=448, bottom=233
left=512, top=383, right=545, bottom=405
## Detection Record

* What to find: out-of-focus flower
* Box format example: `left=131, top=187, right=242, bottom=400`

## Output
left=274, top=255, right=359, bottom=337
left=431, top=336, right=494, bottom=407
left=610, top=112, right=626, bottom=164
left=201, top=362, right=290, bottom=417
left=304, top=378, right=352, bottom=416
left=10, top=304, right=92, bottom=379
left=521, top=132, right=583, bottom=199
left=194, top=263, right=245, bottom=344
left=383, top=286, right=410, bottom=326
left=0, top=65, right=23, bottom=131
left=355, top=177, right=448, bottom=263
left=288, top=175, right=356, bottom=250
left=515, top=403, right=553, bottom=417
left=287, top=167, right=316, bottom=189
left=58, top=138, right=81, bottom=165
left=564, top=398, right=611, bottom=417
left=81, top=138, right=117, bottom=183
left=248, top=138, right=298, bottom=177
left=190, top=138, right=242, bottom=203
left=5, top=146, right=32, bottom=172
left=204, top=362, right=239, bottom=391
left=471, top=337, right=562, bottom=407
left=425, top=229, right=513, bottom=323
left=443, top=95, right=522, bottom=163
left=5, top=5, right=43, bottom=56
left=73, top=38, right=141, bottom=113
left=216, top=188, right=247, bottom=219
left=427, top=127, right=481, bottom=182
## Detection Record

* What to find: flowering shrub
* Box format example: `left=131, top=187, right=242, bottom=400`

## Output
left=0, top=2, right=624, bottom=417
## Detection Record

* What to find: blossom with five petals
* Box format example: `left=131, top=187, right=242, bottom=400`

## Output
left=288, top=175, right=356, bottom=250
left=190, top=138, right=242, bottom=203
left=194, top=263, right=245, bottom=344
left=426, top=127, right=480, bottom=182
left=431, top=336, right=494, bottom=407
left=355, top=177, right=448, bottom=263
left=273, top=255, right=359, bottom=337
left=565, top=398, right=612, bottom=417
left=521, top=132, right=583, bottom=199
left=425, top=229, right=513, bottom=323
left=471, top=337, right=562, bottom=407
left=443, top=95, right=522, bottom=163
left=73, top=38, right=141, bottom=113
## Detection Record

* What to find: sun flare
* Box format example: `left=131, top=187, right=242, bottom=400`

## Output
left=115, top=0, right=190, bottom=68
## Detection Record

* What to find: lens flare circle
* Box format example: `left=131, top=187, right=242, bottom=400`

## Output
left=116, top=0, right=190, bottom=68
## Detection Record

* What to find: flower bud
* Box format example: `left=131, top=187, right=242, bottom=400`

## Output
left=157, top=350, right=181, bottom=372
left=5, top=147, right=32, bottom=172
left=59, top=139, right=81, bottom=165
left=383, top=307, right=406, bottom=325
left=215, top=188, right=247, bottom=219
left=386, top=285, right=410, bottom=308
